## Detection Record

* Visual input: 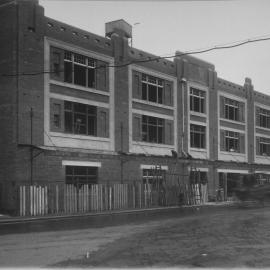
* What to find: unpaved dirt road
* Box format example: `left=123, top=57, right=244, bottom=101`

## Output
left=1, top=205, right=270, bottom=268
left=55, top=205, right=270, bottom=268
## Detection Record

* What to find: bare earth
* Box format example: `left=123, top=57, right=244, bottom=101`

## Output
left=1, top=206, right=270, bottom=268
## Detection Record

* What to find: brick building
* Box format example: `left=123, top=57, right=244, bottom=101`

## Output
left=1, top=0, right=270, bottom=211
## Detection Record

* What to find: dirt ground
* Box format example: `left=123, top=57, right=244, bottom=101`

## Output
left=1, top=205, right=270, bottom=268
left=54, top=205, right=270, bottom=268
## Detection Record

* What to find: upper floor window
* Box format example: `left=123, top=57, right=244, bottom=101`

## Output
left=258, top=108, right=270, bottom=128
left=220, top=96, right=245, bottom=122
left=50, top=47, right=109, bottom=91
left=132, top=71, right=173, bottom=106
left=190, top=124, right=206, bottom=149
left=64, top=51, right=96, bottom=88
left=257, top=137, right=270, bottom=156
left=64, top=101, right=97, bottom=136
left=220, top=129, right=245, bottom=153
left=142, top=74, right=164, bottom=104
left=190, top=87, right=206, bottom=114
left=225, top=98, right=239, bottom=121
left=225, top=130, right=239, bottom=152
left=50, top=99, right=109, bottom=138
left=142, top=115, right=164, bottom=144
left=66, top=166, right=98, bottom=186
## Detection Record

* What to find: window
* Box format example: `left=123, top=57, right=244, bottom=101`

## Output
left=224, top=98, right=240, bottom=121
left=64, top=51, right=96, bottom=88
left=142, top=74, right=164, bottom=104
left=259, top=108, right=270, bottom=128
left=64, top=101, right=97, bottom=136
left=225, top=130, right=239, bottom=152
left=190, top=87, right=205, bottom=113
left=259, top=137, right=270, bottom=156
left=142, top=167, right=166, bottom=188
left=52, top=52, right=61, bottom=76
left=190, top=124, right=206, bottom=149
left=66, top=166, right=98, bottom=186
left=142, top=115, right=164, bottom=144
left=53, top=103, right=61, bottom=128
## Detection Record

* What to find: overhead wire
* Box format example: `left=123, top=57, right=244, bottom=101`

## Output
left=2, top=34, right=270, bottom=77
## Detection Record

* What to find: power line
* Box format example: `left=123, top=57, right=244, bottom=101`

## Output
left=2, top=35, right=270, bottom=77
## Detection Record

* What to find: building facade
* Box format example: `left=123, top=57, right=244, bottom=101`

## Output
left=1, top=0, right=270, bottom=211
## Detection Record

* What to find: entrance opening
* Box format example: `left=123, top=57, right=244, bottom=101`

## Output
left=219, top=172, right=249, bottom=201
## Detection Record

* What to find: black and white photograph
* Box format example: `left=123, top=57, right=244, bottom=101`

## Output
left=1, top=0, right=270, bottom=268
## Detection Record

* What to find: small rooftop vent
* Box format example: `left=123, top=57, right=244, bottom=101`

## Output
left=105, top=19, right=132, bottom=39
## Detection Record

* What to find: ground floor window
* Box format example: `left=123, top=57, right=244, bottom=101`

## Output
left=142, top=167, right=166, bottom=188
left=65, top=166, right=98, bottom=186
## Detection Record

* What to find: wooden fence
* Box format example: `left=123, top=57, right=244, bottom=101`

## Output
left=18, top=182, right=207, bottom=216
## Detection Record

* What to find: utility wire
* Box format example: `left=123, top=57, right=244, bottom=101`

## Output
left=2, top=35, right=270, bottom=77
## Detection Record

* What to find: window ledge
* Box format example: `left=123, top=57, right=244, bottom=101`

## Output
left=190, top=147, right=207, bottom=152
left=50, top=80, right=110, bottom=96
left=255, top=126, right=270, bottom=131
left=219, top=117, right=246, bottom=125
left=219, top=151, right=245, bottom=157
left=190, top=111, right=207, bottom=117
left=50, top=132, right=110, bottom=142
left=132, top=98, right=174, bottom=110
left=132, top=141, right=174, bottom=149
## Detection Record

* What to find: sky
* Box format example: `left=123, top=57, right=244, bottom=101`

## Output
left=39, top=0, right=270, bottom=94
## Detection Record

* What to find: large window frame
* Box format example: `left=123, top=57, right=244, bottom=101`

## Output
left=259, top=108, right=270, bottom=129
left=65, top=166, right=98, bottom=186
left=225, top=130, right=239, bottom=152
left=259, top=137, right=270, bottom=156
left=142, top=115, right=165, bottom=144
left=142, top=167, right=166, bottom=188
left=224, top=98, right=240, bottom=121
left=64, top=51, right=96, bottom=88
left=64, top=101, right=97, bottom=136
left=190, top=124, right=206, bottom=149
left=190, top=87, right=206, bottom=114
left=142, top=74, right=164, bottom=104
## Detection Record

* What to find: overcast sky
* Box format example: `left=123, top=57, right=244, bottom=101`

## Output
left=39, top=0, right=270, bottom=94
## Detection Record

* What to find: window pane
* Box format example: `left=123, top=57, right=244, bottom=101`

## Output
left=149, top=125, right=157, bottom=142
left=88, top=115, right=96, bottom=136
left=64, top=111, right=73, bottom=133
left=74, top=113, right=86, bottom=134
left=74, top=103, right=86, bottom=113
left=74, top=166, right=87, bottom=175
left=148, top=85, right=157, bottom=102
left=74, top=64, right=86, bottom=86
left=193, top=97, right=200, bottom=112
left=142, top=83, right=147, bottom=100
left=158, top=87, right=163, bottom=104
left=88, top=68, right=95, bottom=88
left=64, top=101, right=72, bottom=111
left=64, top=62, right=72, bottom=83
left=200, top=99, right=204, bottom=113
left=158, top=126, right=163, bottom=143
